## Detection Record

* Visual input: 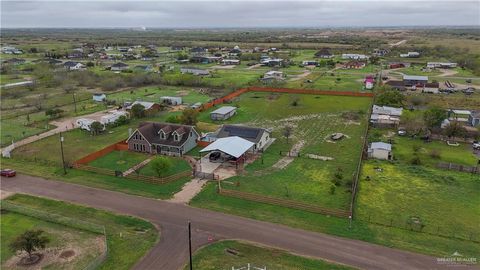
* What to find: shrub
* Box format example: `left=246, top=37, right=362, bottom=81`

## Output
left=429, top=149, right=441, bottom=159
left=329, top=185, right=336, bottom=194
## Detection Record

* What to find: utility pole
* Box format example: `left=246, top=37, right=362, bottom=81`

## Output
left=72, top=92, right=77, bottom=114
left=60, top=132, right=67, bottom=174
left=188, top=221, right=193, bottom=270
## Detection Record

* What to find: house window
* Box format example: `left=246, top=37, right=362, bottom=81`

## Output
left=160, top=132, right=165, bottom=139
left=174, top=134, right=178, bottom=141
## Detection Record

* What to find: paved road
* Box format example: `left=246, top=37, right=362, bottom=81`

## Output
left=1, top=175, right=472, bottom=270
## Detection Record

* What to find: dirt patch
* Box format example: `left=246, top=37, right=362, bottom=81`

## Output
left=59, top=250, right=75, bottom=259
left=175, top=90, right=189, bottom=96
left=0, top=190, right=15, bottom=200
left=272, top=140, right=305, bottom=169
left=169, top=104, right=187, bottom=112
left=306, top=154, right=334, bottom=161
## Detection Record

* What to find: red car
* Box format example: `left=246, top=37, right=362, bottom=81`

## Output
left=1, top=169, right=16, bottom=177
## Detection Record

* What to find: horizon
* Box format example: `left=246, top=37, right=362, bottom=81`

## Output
left=1, top=1, right=479, bottom=28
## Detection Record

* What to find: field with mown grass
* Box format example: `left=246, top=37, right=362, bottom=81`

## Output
left=1, top=211, right=102, bottom=269
left=185, top=240, right=354, bottom=270
left=196, top=91, right=371, bottom=210
left=356, top=160, right=480, bottom=241
left=2, top=194, right=158, bottom=270
left=190, top=183, right=480, bottom=258
left=88, top=150, right=149, bottom=172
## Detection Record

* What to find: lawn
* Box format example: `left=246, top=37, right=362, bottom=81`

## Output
left=197, top=92, right=371, bottom=210
left=356, top=161, right=480, bottom=242
left=185, top=240, right=354, bottom=270
left=140, top=156, right=191, bottom=177
left=105, top=86, right=212, bottom=105
left=89, top=150, right=149, bottom=172
left=3, top=194, right=159, bottom=270
left=1, top=158, right=191, bottom=199
left=286, top=72, right=366, bottom=92
left=190, top=183, right=480, bottom=258
left=1, top=211, right=102, bottom=269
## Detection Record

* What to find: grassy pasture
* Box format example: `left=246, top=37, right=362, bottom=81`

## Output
left=140, top=156, right=191, bottom=177
left=3, top=194, right=158, bottom=270
left=88, top=150, right=149, bottom=172
left=185, top=240, right=353, bottom=270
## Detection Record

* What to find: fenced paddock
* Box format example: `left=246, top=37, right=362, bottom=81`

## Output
left=437, top=162, right=480, bottom=174
left=1, top=201, right=108, bottom=270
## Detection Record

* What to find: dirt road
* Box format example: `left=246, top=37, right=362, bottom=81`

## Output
left=1, top=175, right=469, bottom=270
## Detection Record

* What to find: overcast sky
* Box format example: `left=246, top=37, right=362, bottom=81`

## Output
left=1, top=1, right=479, bottom=28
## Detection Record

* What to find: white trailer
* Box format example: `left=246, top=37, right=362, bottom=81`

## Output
left=76, top=118, right=105, bottom=132
left=100, top=111, right=128, bottom=125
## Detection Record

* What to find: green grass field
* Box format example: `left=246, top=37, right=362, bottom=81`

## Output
left=105, top=86, right=212, bottom=105
left=190, top=183, right=480, bottom=258
left=197, top=92, right=371, bottom=210
left=185, top=240, right=354, bottom=270
left=140, top=156, right=191, bottom=177
left=1, top=211, right=102, bottom=269
left=89, top=150, right=149, bottom=172
left=3, top=194, right=158, bottom=270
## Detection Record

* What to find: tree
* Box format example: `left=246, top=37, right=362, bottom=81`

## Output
left=130, top=103, right=146, bottom=118
left=376, top=90, right=405, bottom=107
left=151, top=157, right=172, bottom=177
left=180, top=108, right=199, bottom=125
left=113, top=115, right=128, bottom=126
left=369, top=56, right=380, bottom=65
left=401, top=111, right=424, bottom=135
left=423, top=107, right=446, bottom=129
left=45, top=108, right=64, bottom=119
left=90, top=121, right=104, bottom=135
left=443, top=120, right=466, bottom=140
left=283, top=125, right=293, bottom=143
left=9, top=230, right=50, bottom=260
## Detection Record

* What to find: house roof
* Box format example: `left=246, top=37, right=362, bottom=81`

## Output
left=216, top=124, right=269, bottom=144
left=63, top=61, right=80, bottom=67
left=471, top=111, right=480, bottom=118
left=130, top=122, right=198, bottom=147
left=211, top=106, right=237, bottom=115
left=372, top=105, right=403, bottom=116
left=111, top=62, right=128, bottom=67
left=403, top=75, right=428, bottom=81
left=370, top=142, right=392, bottom=151
left=127, top=101, right=157, bottom=110
left=200, top=136, right=254, bottom=158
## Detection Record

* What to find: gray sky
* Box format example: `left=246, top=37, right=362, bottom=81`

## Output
left=1, top=1, right=479, bottom=28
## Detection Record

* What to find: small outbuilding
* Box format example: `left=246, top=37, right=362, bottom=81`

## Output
left=93, top=93, right=106, bottom=102
left=210, top=106, right=237, bottom=121
left=368, top=142, right=392, bottom=160
left=160, top=96, right=183, bottom=106
left=200, top=136, right=254, bottom=163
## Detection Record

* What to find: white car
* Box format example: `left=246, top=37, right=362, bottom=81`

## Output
left=398, top=130, right=407, bottom=136
left=473, top=141, right=480, bottom=150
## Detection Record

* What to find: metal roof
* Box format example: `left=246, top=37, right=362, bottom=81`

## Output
left=211, top=106, right=237, bottom=115
left=370, top=142, right=392, bottom=151
left=403, top=75, right=428, bottom=81
left=200, top=136, right=254, bottom=158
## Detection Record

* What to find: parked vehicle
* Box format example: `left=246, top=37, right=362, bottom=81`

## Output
left=446, top=141, right=460, bottom=147
left=473, top=141, right=480, bottom=150
left=1, top=169, right=16, bottom=177
left=209, top=151, right=221, bottom=161
left=398, top=130, right=407, bottom=136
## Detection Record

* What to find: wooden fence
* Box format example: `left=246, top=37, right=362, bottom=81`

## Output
left=73, top=163, right=192, bottom=184
left=437, top=162, right=480, bottom=174
left=197, top=86, right=373, bottom=112
left=74, top=140, right=128, bottom=165
left=219, top=189, right=350, bottom=218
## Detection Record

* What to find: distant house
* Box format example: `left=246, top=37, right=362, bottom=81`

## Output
left=370, top=105, right=403, bottom=127
left=364, top=75, right=375, bottom=90
left=222, top=59, right=241, bottom=65
left=260, top=58, right=285, bottom=67
left=302, top=60, right=318, bottom=66
left=216, top=124, right=272, bottom=151
left=368, top=142, right=392, bottom=160
left=190, top=56, right=221, bottom=63
left=388, top=62, right=410, bottom=69
left=68, top=51, right=84, bottom=59
left=190, top=47, right=207, bottom=53
left=76, top=118, right=105, bottom=132
left=2, top=46, right=23, bottom=54
left=399, top=52, right=420, bottom=58
left=63, top=61, right=86, bottom=71
left=101, top=110, right=129, bottom=125
left=111, top=62, right=129, bottom=71
left=341, top=54, right=368, bottom=60
left=171, top=46, right=184, bottom=51
left=422, top=82, right=440, bottom=94
left=315, top=48, right=334, bottom=58
left=92, top=93, right=106, bottom=102
left=343, top=61, right=366, bottom=69
left=372, top=48, right=389, bottom=57
left=263, top=71, right=284, bottom=80
left=2, top=58, right=26, bottom=65
left=385, top=80, right=406, bottom=91
left=46, top=59, right=63, bottom=66
left=403, top=75, right=428, bottom=87
left=426, top=62, right=457, bottom=69
left=160, top=96, right=183, bottom=106
left=126, top=101, right=162, bottom=115
left=127, top=122, right=199, bottom=156
left=190, top=102, right=202, bottom=109
left=210, top=106, right=237, bottom=121
left=469, top=111, right=480, bottom=127
left=180, top=67, right=210, bottom=76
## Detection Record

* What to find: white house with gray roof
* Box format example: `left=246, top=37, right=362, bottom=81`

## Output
left=368, top=142, right=392, bottom=160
